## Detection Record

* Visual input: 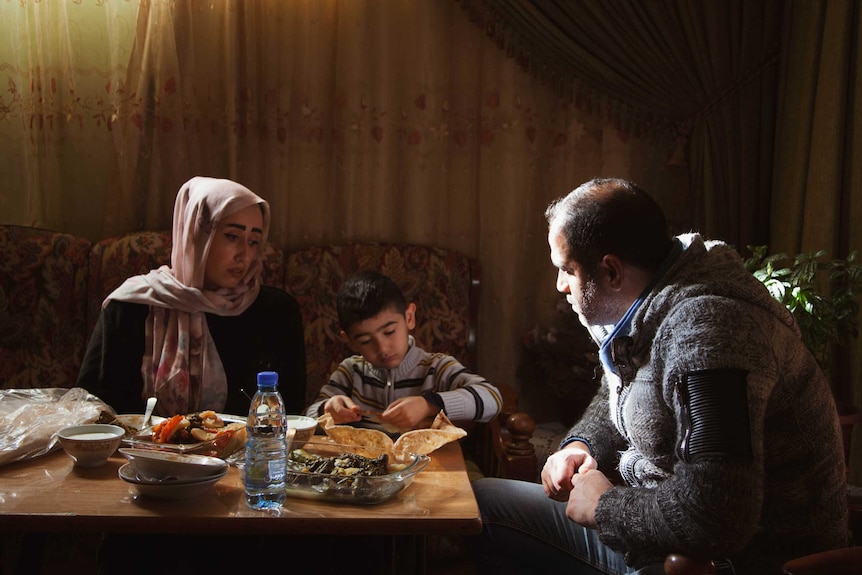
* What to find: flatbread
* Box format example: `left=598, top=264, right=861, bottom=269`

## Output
left=317, top=414, right=395, bottom=451
left=393, top=412, right=467, bottom=455
left=316, top=411, right=466, bottom=455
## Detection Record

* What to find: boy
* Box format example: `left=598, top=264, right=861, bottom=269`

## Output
left=305, top=270, right=501, bottom=432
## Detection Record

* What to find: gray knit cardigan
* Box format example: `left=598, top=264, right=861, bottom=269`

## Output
left=564, top=234, right=849, bottom=573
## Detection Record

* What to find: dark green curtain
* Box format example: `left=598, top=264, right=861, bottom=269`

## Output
left=771, top=0, right=862, bottom=480
left=457, top=0, right=783, bottom=250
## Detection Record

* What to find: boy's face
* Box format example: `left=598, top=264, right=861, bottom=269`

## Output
left=340, top=303, right=417, bottom=370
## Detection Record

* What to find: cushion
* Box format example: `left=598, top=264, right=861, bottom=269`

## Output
left=0, top=225, right=91, bottom=389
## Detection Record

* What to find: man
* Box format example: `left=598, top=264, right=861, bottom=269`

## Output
left=471, top=178, right=849, bottom=574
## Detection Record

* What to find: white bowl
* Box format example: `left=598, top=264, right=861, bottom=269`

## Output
left=58, top=424, right=125, bottom=467
left=287, top=415, right=318, bottom=447
left=118, top=447, right=228, bottom=481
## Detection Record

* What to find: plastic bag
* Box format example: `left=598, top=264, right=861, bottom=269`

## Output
left=0, top=387, right=115, bottom=466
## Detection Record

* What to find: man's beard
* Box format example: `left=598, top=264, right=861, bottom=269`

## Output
left=576, top=275, right=619, bottom=327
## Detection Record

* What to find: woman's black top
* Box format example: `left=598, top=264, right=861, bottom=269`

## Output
left=77, top=285, right=307, bottom=416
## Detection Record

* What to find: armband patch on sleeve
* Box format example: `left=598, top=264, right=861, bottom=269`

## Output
left=676, top=368, right=753, bottom=463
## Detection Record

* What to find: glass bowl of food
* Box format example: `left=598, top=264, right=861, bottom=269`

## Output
left=281, top=439, right=431, bottom=504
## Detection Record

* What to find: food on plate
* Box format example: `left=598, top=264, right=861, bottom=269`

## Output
left=287, top=448, right=389, bottom=477
left=151, top=410, right=236, bottom=443
left=145, top=410, right=247, bottom=457
left=282, top=442, right=431, bottom=503
left=151, top=414, right=188, bottom=443
left=317, top=411, right=467, bottom=455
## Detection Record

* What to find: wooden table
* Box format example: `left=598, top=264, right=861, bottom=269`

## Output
left=0, top=441, right=481, bottom=573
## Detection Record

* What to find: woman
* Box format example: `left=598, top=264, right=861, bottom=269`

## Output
left=77, top=176, right=306, bottom=417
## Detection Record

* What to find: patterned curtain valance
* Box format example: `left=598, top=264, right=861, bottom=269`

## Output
left=456, top=0, right=782, bottom=141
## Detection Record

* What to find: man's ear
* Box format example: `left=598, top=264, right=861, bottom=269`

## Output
left=601, top=254, right=625, bottom=290
left=405, top=302, right=417, bottom=330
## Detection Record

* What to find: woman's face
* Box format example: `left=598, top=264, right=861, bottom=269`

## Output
left=203, top=204, right=264, bottom=290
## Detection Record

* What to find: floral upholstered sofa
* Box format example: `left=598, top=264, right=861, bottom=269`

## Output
left=0, top=224, right=537, bottom=481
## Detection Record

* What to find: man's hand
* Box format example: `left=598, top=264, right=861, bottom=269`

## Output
left=541, top=442, right=597, bottom=501
left=323, top=396, right=361, bottom=424
left=380, top=396, right=438, bottom=430
left=565, top=469, right=613, bottom=529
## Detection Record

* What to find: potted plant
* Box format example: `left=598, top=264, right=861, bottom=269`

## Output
left=744, top=245, right=862, bottom=469
left=743, top=245, right=862, bottom=376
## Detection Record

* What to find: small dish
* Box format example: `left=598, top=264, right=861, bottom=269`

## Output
left=57, top=424, right=125, bottom=467
left=286, top=415, right=318, bottom=448
left=118, top=463, right=226, bottom=500
left=119, top=448, right=228, bottom=481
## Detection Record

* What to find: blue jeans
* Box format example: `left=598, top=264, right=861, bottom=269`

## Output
left=470, top=477, right=665, bottom=575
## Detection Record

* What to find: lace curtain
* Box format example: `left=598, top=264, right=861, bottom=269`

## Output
left=0, top=0, right=137, bottom=233
left=1, top=0, right=673, bottom=417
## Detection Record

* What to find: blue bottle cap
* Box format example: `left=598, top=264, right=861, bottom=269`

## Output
left=257, top=371, right=279, bottom=388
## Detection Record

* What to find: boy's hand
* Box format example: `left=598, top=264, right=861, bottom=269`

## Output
left=323, top=396, right=361, bottom=424
left=380, top=396, right=439, bottom=431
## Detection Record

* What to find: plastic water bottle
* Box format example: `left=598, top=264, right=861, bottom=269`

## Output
left=244, top=371, right=287, bottom=510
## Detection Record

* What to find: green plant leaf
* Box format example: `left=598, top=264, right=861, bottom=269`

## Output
left=745, top=245, right=862, bottom=373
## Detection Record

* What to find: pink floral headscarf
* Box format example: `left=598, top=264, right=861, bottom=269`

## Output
left=105, top=176, right=270, bottom=416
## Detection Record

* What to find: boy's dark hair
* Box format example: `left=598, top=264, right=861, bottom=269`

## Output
left=336, top=270, right=408, bottom=331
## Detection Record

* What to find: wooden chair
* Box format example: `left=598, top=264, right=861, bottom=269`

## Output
left=782, top=547, right=862, bottom=575
left=665, top=547, right=862, bottom=575
left=663, top=554, right=717, bottom=575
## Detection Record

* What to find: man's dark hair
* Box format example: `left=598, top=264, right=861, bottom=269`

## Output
left=544, top=178, right=673, bottom=274
left=336, top=270, right=408, bottom=331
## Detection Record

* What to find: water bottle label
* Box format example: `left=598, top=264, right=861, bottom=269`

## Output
left=245, top=457, right=286, bottom=482
left=268, top=459, right=286, bottom=482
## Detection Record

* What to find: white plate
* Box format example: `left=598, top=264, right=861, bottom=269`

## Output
left=119, top=448, right=228, bottom=481
left=114, top=414, right=166, bottom=435
left=118, top=463, right=226, bottom=500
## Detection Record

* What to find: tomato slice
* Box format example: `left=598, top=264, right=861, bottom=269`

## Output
left=212, top=429, right=234, bottom=448
left=155, top=414, right=185, bottom=444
